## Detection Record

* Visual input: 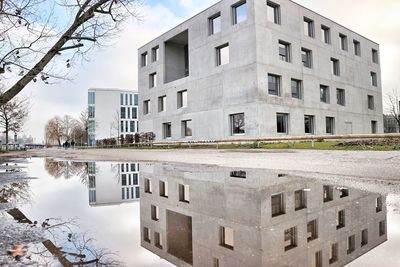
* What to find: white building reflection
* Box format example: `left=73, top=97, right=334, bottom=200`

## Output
left=88, top=162, right=140, bottom=206
left=139, top=163, right=387, bottom=267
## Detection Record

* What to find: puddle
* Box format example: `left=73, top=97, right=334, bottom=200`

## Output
left=0, top=158, right=399, bottom=266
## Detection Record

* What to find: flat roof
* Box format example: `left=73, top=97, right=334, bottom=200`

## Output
left=138, top=0, right=378, bottom=49
left=88, top=88, right=138, bottom=93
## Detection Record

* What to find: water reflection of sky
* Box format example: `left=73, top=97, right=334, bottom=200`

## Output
left=12, top=158, right=400, bottom=267
left=20, top=158, right=172, bottom=267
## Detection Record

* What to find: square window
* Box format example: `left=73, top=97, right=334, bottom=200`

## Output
left=209, top=13, right=221, bottom=35
left=347, top=235, right=355, bottom=254
left=368, top=95, right=375, bottom=110
left=372, top=49, right=379, bottom=64
left=162, top=122, right=172, bottom=139
left=177, top=90, right=188, bottom=108
left=339, top=188, right=349, bottom=198
left=331, top=58, right=340, bottom=76
left=329, top=243, right=338, bottom=264
left=216, top=43, right=229, bottom=66
left=276, top=113, right=289, bottom=134
left=301, top=48, right=312, bottom=68
left=158, top=95, right=166, bottom=112
left=304, top=17, right=314, bottom=38
left=361, top=229, right=368, bottom=246
left=323, top=185, right=333, bottom=202
left=376, top=196, right=383, bottom=212
left=371, top=120, right=378, bottom=134
left=307, top=220, right=318, bottom=242
left=354, top=40, right=361, bottom=56
left=371, top=72, right=378, bottom=86
left=339, top=33, right=348, bottom=51
left=284, top=227, right=297, bottom=251
left=155, top=232, right=162, bottom=249
left=304, top=115, right=315, bottom=134
left=268, top=74, right=281, bottom=96
left=151, top=205, right=159, bottom=221
left=379, top=220, right=386, bottom=236
left=230, top=113, right=245, bottom=135
left=267, top=1, right=281, bottom=24
left=271, top=193, right=285, bottom=217
left=320, top=85, right=330, bottom=103
left=337, top=209, right=346, bottom=229
left=291, top=79, right=302, bottom=99
left=143, top=227, right=151, bottom=242
left=144, top=178, right=152, bottom=194
left=230, top=170, right=247, bottom=178
left=294, top=189, right=307, bottom=210
left=232, top=1, right=247, bottom=25
left=160, top=181, right=168, bottom=198
left=326, top=117, right=335, bottom=134
left=336, top=88, right=346, bottom=106
left=149, top=72, right=157, bottom=88
left=182, top=120, right=193, bottom=137
left=141, top=52, right=148, bottom=67
left=315, top=250, right=323, bottom=267
left=179, top=184, right=190, bottom=203
left=152, top=46, right=159, bottom=62
left=220, top=226, right=234, bottom=250
left=279, top=40, right=291, bottom=62
left=321, top=25, right=331, bottom=44
left=143, top=100, right=150, bottom=115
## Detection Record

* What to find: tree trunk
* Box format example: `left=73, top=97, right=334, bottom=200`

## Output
left=5, top=122, right=8, bottom=150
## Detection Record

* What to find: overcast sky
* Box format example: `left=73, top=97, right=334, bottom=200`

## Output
left=20, top=0, right=400, bottom=143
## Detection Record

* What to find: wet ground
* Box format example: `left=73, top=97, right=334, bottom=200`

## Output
left=0, top=157, right=399, bottom=266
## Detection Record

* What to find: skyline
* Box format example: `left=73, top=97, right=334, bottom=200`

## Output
left=16, top=0, right=400, bottom=142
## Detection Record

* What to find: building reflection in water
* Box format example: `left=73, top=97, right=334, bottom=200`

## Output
left=87, top=162, right=140, bottom=206
left=139, top=163, right=387, bottom=267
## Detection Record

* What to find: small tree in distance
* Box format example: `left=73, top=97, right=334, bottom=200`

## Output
left=0, top=93, right=29, bottom=147
left=386, top=89, right=400, bottom=133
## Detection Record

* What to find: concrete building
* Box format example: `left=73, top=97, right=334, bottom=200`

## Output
left=140, top=163, right=387, bottom=267
left=88, top=161, right=140, bottom=206
left=138, top=0, right=383, bottom=141
left=88, top=88, right=139, bottom=146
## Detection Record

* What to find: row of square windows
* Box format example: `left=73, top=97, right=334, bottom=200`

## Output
left=140, top=0, right=379, bottom=71
left=142, top=216, right=386, bottom=264
left=143, top=82, right=377, bottom=120
left=154, top=112, right=378, bottom=139
left=144, top=43, right=379, bottom=90
left=144, top=178, right=384, bottom=218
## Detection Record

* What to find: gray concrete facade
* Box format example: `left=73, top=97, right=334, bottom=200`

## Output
left=138, top=0, right=383, bottom=141
left=139, top=163, right=387, bottom=267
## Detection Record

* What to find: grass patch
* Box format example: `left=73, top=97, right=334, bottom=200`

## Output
left=80, top=139, right=400, bottom=151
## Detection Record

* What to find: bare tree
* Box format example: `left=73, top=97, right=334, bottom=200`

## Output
left=0, top=93, right=29, bottom=146
left=45, top=116, right=64, bottom=146
left=386, top=89, right=400, bottom=133
left=0, top=0, right=141, bottom=106
left=62, top=114, right=78, bottom=142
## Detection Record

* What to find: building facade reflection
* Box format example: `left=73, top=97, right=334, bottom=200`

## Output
left=88, top=162, right=140, bottom=206
left=139, top=163, right=387, bottom=267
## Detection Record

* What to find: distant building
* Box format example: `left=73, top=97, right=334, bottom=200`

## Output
left=88, top=88, right=138, bottom=146
left=138, top=0, right=383, bottom=141
left=88, top=161, right=140, bottom=206
left=140, top=162, right=387, bottom=267
left=383, top=114, right=399, bottom=133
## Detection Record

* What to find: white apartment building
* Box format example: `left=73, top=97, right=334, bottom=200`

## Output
left=140, top=163, right=387, bottom=267
left=88, top=88, right=139, bottom=146
left=138, top=0, right=383, bottom=141
left=88, top=161, right=140, bottom=206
